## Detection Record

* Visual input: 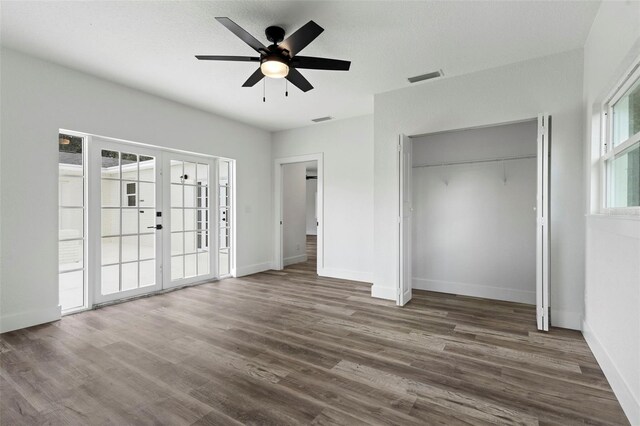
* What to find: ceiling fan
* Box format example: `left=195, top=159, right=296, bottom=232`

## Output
left=196, top=17, right=351, bottom=93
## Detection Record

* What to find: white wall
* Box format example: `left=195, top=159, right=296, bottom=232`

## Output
left=412, top=120, right=538, bottom=163
left=306, top=178, right=318, bottom=236
left=272, top=115, right=374, bottom=283
left=282, top=162, right=308, bottom=265
left=412, top=121, right=537, bottom=304
left=0, top=48, right=273, bottom=333
left=374, top=50, right=586, bottom=329
left=582, top=2, right=640, bottom=423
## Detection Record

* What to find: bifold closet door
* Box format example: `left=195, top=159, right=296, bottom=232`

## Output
left=398, top=134, right=413, bottom=306
left=536, top=113, right=551, bottom=331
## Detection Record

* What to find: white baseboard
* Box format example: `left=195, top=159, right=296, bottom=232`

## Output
left=319, top=268, right=372, bottom=283
left=412, top=278, right=535, bottom=305
left=583, top=320, right=638, bottom=425
left=235, top=261, right=272, bottom=277
left=551, top=308, right=582, bottom=330
left=283, top=254, right=307, bottom=267
left=1, top=305, right=62, bottom=333
left=371, top=285, right=396, bottom=301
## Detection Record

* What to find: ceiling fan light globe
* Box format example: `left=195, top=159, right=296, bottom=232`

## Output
left=260, top=60, right=289, bottom=79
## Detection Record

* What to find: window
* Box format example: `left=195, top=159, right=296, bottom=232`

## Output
left=603, top=63, right=640, bottom=211
left=196, top=182, right=209, bottom=249
left=126, top=182, right=137, bottom=206
left=58, top=133, right=86, bottom=312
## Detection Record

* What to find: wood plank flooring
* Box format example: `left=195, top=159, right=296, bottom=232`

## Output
left=0, top=235, right=629, bottom=425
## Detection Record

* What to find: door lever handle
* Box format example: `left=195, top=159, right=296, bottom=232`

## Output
left=147, top=225, right=163, bottom=230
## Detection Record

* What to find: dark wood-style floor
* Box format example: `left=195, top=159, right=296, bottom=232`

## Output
left=0, top=235, right=628, bottom=425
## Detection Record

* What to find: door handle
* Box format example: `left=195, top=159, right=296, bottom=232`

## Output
left=147, top=225, right=163, bottom=230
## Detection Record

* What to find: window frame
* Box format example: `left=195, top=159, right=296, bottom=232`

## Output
left=600, top=60, right=640, bottom=215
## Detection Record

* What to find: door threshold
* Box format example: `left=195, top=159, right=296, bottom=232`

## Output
left=92, top=278, right=220, bottom=311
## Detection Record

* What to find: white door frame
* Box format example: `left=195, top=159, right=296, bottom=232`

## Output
left=273, top=153, right=324, bottom=273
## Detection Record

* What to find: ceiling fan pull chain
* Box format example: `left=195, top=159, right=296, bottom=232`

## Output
left=285, top=79, right=288, bottom=97
left=263, top=78, right=266, bottom=103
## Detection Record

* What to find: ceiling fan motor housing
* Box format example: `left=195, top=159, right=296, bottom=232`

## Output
left=261, top=53, right=288, bottom=65
left=265, top=26, right=286, bottom=45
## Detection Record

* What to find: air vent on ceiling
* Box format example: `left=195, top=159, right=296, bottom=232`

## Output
left=312, top=116, right=333, bottom=123
left=408, top=70, right=443, bottom=84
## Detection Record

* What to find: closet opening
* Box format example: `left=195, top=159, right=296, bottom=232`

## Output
left=398, top=116, right=551, bottom=330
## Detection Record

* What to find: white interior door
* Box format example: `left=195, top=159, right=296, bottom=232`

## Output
left=536, top=113, right=551, bottom=331
left=165, top=154, right=217, bottom=288
left=90, top=139, right=163, bottom=304
left=398, top=134, right=413, bottom=306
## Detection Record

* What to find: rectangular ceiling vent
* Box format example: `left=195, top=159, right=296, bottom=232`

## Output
left=312, top=116, right=333, bottom=123
left=408, top=70, right=443, bottom=84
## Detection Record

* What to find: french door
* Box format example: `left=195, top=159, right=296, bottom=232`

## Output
left=536, top=114, right=551, bottom=331
left=218, top=159, right=233, bottom=277
left=164, top=153, right=217, bottom=289
left=90, top=139, right=163, bottom=304
left=89, top=139, right=218, bottom=305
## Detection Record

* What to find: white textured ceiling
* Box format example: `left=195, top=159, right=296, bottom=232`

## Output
left=1, top=1, right=600, bottom=131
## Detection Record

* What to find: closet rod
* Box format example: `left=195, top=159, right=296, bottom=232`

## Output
left=413, top=154, right=536, bottom=169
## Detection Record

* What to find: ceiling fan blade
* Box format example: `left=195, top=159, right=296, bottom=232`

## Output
left=215, top=17, right=267, bottom=53
left=280, top=21, right=324, bottom=57
left=291, top=56, right=350, bottom=71
left=196, top=55, right=260, bottom=62
left=242, top=68, right=265, bottom=87
left=286, top=68, right=313, bottom=92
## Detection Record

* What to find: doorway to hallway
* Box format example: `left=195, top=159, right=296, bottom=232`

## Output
left=281, top=161, right=318, bottom=272
left=283, top=235, right=318, bottom=275
left=274, top=153, right=324, bottom=274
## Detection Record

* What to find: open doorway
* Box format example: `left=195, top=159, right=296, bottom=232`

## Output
left=281, top=161, right=318, bottom=273
left=398, top=115, right=551, bottom=330
left=274, top=154, right=323, bottom=275
left=305, top=164, right=318, bottom=268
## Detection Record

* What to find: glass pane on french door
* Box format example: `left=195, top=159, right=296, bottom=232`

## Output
left=94, top=141, right=162, bottom=303
left=169, top=158, right=212, bottom=283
